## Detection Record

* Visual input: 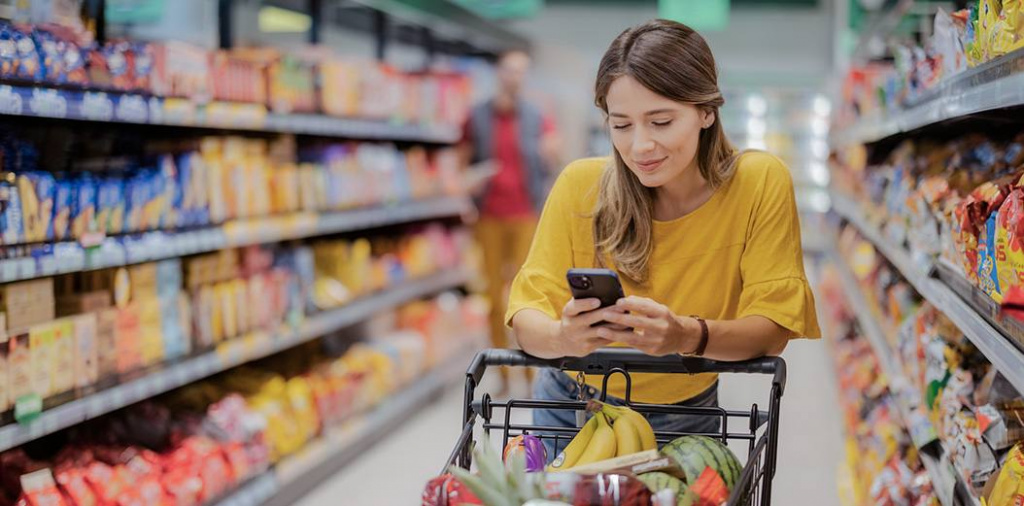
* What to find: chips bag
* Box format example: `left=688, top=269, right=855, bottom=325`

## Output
left=987, top=443, right=1024, bottom=505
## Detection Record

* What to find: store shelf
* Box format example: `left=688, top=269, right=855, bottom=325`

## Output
left=214, top=342, right=480, bottom=506
left=831, top=192, right=1024, bottom=397
left=0, top=196, right=471, bottom=283
left=0, top=84, right=461, bottom=143
left=831, top=48, right=1024, bottom=147
left=0, top=268, right=471, bottom=453
left=830, top=247, right=977, bottom=506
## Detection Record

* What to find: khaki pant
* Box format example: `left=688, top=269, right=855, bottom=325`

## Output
left=476, top=216, right=537, bottom=363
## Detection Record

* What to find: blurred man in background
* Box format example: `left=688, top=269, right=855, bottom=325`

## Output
left=462, top=50, right=561, bottom=395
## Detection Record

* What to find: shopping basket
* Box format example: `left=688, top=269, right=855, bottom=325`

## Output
left=442, top=348, right=787, bottom=506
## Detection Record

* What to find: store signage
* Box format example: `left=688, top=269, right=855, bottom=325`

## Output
left=659, top=0, right=730, bottom=31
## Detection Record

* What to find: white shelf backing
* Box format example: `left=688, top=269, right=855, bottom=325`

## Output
left=831, top=192, right=1024, bottom=397
left=215, top=343, right=481, bottom=506
left=0, top=269, right=471, bottom=453
left=830, top=248, right=978, bottom=506
left=831, top=49, right=1024, bottom=147
left=0, top=197, right=471, bottom=284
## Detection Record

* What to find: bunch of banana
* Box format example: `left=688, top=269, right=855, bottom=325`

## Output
left=545, top=401, right=657, bottom=472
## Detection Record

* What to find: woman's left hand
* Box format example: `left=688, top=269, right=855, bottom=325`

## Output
left=597, top=296, right=702, bottom=356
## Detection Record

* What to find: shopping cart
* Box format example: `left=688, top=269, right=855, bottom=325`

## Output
left=443, top=348, right=787, bottom=506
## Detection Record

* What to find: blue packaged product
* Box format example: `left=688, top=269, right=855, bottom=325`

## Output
left=71, top=175, right=97, bottom=239
left=31, top=29, right=64, bottom=84
left=0, top=23, right=16, bottom=78
left=63, top=38, right=87, bottom=86
left=0, top=175, right=23, bottom=244
left=132, top=42, right=153, bottom=92
left=53, top=178, right=73, bottom=240
left=97, top=178, right=124, bottom=235
left=124, top=174, right=143, bottom=233
left=158, top=154, right=177, bottom=229
left=176, top=152, right=208, bottom=227
left=12, top=26, right=40, bottom=81
left=17, top=172, right=55, bottom=242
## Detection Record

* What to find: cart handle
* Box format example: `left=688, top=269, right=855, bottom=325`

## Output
left=466, top=348, right=787, bottom=396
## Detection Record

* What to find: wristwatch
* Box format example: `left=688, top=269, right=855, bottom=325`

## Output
left=687, top=315, right=709, bottom=357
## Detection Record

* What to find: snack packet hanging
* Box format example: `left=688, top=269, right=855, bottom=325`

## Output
left=987, top=443, right=1024, bottom=505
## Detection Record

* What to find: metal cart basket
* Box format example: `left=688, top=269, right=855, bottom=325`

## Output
left=443, top=348, right=787, bottom=505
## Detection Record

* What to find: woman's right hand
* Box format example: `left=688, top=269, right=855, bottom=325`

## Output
left=557, top=298, right=617, bottom=357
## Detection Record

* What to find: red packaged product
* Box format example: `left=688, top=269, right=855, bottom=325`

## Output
left=18, top=469, right=70, bottom=506
left=160, top=469, right=201, bottom=506
left=82, top=461, right=130, bottom=504
left=421, top=473, right=481, bottom=506
left=54, top=468, right=99, bottom=506
left=221, top=442, right=251, bottom=484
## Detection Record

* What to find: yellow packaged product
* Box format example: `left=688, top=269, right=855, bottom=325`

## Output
left=286, top=377, right=319, bottom=443
left=29, top=323, right=55, bottom=398
left=51, top=319, right=74, bottom=395
left=988, top=443, right=1024, bottom=505
left=996, top=188, right=1024, bottom=292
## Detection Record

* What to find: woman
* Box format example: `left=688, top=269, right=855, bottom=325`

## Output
left=504, top=19, right=821, bottom=458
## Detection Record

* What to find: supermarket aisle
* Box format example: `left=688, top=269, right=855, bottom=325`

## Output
left=296, top=339, right=844, bottom=505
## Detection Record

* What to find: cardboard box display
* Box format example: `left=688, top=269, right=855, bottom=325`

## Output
left=115, top=304, right=142, bottom=374
left=96, top=308, right=119, bottom=379
left=7, top=332, right=31, bottom=401
left=29, top=323, right=55, bottom=398
left=51, top=319, right=75, bottom=395
left=72, top=313, right=98, bottom=389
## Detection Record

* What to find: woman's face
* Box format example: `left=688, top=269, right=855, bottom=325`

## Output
left=605, top=75, right=712, bottom=188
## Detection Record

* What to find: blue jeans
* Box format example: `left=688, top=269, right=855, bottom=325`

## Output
left=532, top=367, right=721, bottom=463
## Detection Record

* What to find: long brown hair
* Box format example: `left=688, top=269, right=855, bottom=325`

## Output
left=593, top=19, right=739, bottom=283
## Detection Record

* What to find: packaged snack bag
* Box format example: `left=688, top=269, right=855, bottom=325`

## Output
left=996, top=187, right=1024, bottom=293
left=11, top=26, right=40, bottom=82
left=17, top=172, right=55, bottom=243
left=71, top=175, right=97, bottom=240
left=0, top=23, right=18, bottom=79
left=52, top=178, right=72, bottom=241
left=1, top=172, right=25, bottom=244
left=31, top=29, right=64, bottom=84
left=987, top=443, right=1024, bottom=505
left=97, top=178, right=124, bottom=235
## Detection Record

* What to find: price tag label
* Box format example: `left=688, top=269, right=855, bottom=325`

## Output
left=0, top=85, right=24, bottom=115
left=16, top=257, right=35, bottom=278
left=215, top=341, right=241, bottom=368
left=80, top=92, right=114, bottom=121
left=148, top=97, right=164, bottom=124
left=242, top=332, right=270, bottom=360
left=163, top=98, right=196, bottom=125
left=14, top=394, right=42, bottom=424
left=38, top=256, right=56, bottom=276
left=28, top=88, right=67, bottom=118
left=1, top=260, right=16, bottom=281
left=116, top=95, right=148, bottom=123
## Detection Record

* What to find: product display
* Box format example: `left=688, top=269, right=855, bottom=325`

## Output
left=0, top=131, right=463, bottom=247
left=0, top=292, right=484, bottom=506
left=0, top=18, right=471, bottom=128
left=817, top=264, right=939, bottom=505
left=836, top=1, right=1024, bottom=130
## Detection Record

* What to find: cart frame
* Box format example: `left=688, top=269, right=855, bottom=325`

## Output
left=443, top=348, right=787, bottom=505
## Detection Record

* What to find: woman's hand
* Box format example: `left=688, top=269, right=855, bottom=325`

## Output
left=557, top=298, right=616, bottom=357
left=596, top=296, right=702, bottom=356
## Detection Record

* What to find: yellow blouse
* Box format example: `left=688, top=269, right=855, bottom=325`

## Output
left=505, top=152, right=821, bottom=404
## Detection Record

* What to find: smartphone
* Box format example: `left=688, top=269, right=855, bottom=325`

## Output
left=567, top=268, right=625, bottom=310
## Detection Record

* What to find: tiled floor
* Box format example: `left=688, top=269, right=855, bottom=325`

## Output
left=294, top=338, right=845, bottom=505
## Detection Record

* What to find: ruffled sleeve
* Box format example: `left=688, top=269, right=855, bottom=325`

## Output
left=736, top=155, right=822, bottom=339
left=504, top=163, right=585, bottom=326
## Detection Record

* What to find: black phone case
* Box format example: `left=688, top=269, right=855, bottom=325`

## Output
left=566, top=268, right=624, bottom=308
